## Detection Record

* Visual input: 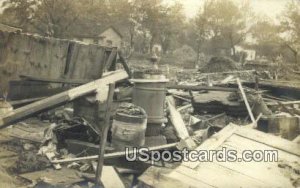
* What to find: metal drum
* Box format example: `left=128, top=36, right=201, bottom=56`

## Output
left=131, top=78, right=169, bottom=124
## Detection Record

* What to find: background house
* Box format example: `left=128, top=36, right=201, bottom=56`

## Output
left=72, top=26, right=123, bottom=48
left=235, top=45, right=256, bottom=61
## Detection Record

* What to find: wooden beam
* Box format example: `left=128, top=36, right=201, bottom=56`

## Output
left=200, top=70, right=255, bottom=76
left=19, top=75, right=90, bottom=84
left=106, top=48, right=118, bottom=71
left=117, top=50, right=132, bottom=78
left=177, top=104, right=192, bottom=112
left=19, top=71, right=117, bottom=85
left=167, top=85, right=237, bottom=92
left=95, top=84, right=115, bottom=186
left=237, top=78, right=255, bottom=124
left=9, top=97, right=46, bottom=107
left=0, top=70, right=128, bottom=129
left=166, top=97, right=189, bottom=140
left=51, top=143, right=177, bottom=164
left=266, top=100, right=300, bottom=106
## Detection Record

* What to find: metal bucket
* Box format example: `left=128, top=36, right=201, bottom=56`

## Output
left=131, top=78, right=169, bottom=124
left=111, top=107, right=147, bottom=151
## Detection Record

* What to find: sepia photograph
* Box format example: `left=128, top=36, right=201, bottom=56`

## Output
left=0, top=0, right=299, bottom=187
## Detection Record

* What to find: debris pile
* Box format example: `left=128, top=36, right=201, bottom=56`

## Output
left=201, top=56, right=239, bottom=73
left=0, top=32, right=299, bottom=187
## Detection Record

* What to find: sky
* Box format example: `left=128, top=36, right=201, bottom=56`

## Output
left=165, top=0, right=292, bottom=19
left=0, top=0, right=293, bottom=19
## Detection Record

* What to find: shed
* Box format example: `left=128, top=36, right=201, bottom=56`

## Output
left=72, top=26, right=123, bottom=48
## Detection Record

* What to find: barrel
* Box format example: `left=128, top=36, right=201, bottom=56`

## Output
left=131, top=78, right=169, bottom=124
left=111, top=106, right=147, bottom=151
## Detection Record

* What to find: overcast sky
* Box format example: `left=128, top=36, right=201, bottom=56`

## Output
left=166, top=0, right=291, bottom=19
left=0, top=0, right=293, bottom=19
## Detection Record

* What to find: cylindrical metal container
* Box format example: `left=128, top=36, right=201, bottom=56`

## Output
left=111, top=104, right=147, bottom=151
left=131, top=78, right=169, bottom=124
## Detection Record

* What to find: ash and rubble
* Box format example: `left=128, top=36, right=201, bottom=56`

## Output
left=0, top=32, right=299, bottom=188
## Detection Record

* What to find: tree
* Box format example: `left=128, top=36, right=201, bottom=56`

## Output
left=108, top=0, right=141, bottom=50
left=1, top=0, right=185, bottom=54
left=131, top=0, right=185, bottom=54
left=1, top=0, right=36, bottom=30
left=1, top=0, right=111, bottom=38
left=280, top=0, right=300, bottom=64
left=32, top=0, right=83, bottom=37
left=158, top=2, right=185, bottom=53
left=250, top=18, right=282, bottom=62
left=194, top=0, right=251, bottom=57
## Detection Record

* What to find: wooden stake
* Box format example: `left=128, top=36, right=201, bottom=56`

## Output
left=106, top=48, right=118, bottom=71
left=237, top=78, right=255, bottom=124
left=95, top=84, right=115, bottom=186
left=118, top=50, right=132, bottom=78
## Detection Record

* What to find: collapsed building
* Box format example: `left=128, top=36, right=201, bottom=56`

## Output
left=0, top=31, right=299, bottom=187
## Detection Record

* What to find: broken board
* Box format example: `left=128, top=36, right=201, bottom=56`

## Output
left=139, top=124, right=300, bottom=187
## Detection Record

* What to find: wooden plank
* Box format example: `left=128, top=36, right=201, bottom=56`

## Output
left=95, top=84, right=115, bottom=185
left=177, top=104, right=192, bottom=112
left=67, top=44, right=107, bottom=79
left=51, top=143, right=177, bottom=164
left=167, top=84, right=237, bottom=92
left=223, top=134, right=300, bottom=163
left=118, top=50, right=132, bottom=78
left=200, top=69, right=255, bottom=76
left=293, top=135, right=300, bottom=144
left=237, top=78, right=256, bottom=124
left=172, top=94, right=191, bottom=102
left=45, top=152, right=62, bottom=170
left=234, top=127, right=300, bottom=157
left=266, top=100, right=300, bottom=106
left=169, top=164, right=266, bottom=188
left=183, top=124, right=238, bottom=169
left=166, top=97, right=189, bottom=140
left=214, top=137, right=294, bottom=187
left=20, top=168, right=84, bottom=186
left=19, top=74, right=90, bottom=84
left=106, top=48, right=118, bottom=70
left=0, top=70, right=128, bottom=129
left=139, top=166, right=200, bottom=188
left=9, top=97, right=46, bottom=107
left=101, top=166, right=125, bottom=188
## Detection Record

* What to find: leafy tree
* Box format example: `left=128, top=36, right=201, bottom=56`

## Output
left=1, top=0, right=36, bottom=30
left=32, top=0, right=83, bottom=37
left=194, top=0, right=251, bottom=57
left=280, top=0, right=300, bottom=64
left=1, top=0, right=186, bottom=54
left=131, top=0, right=185, bottom=53
left=1, top=0, right=83, bottom=37
left=250, top=18, right=282, bottom=62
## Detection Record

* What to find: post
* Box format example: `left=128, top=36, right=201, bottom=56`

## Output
left=95, top=83, right=115, bottom=186
left=255, top=72, right=259, bottom=91
left=237, top=78, right=256, bottom=124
